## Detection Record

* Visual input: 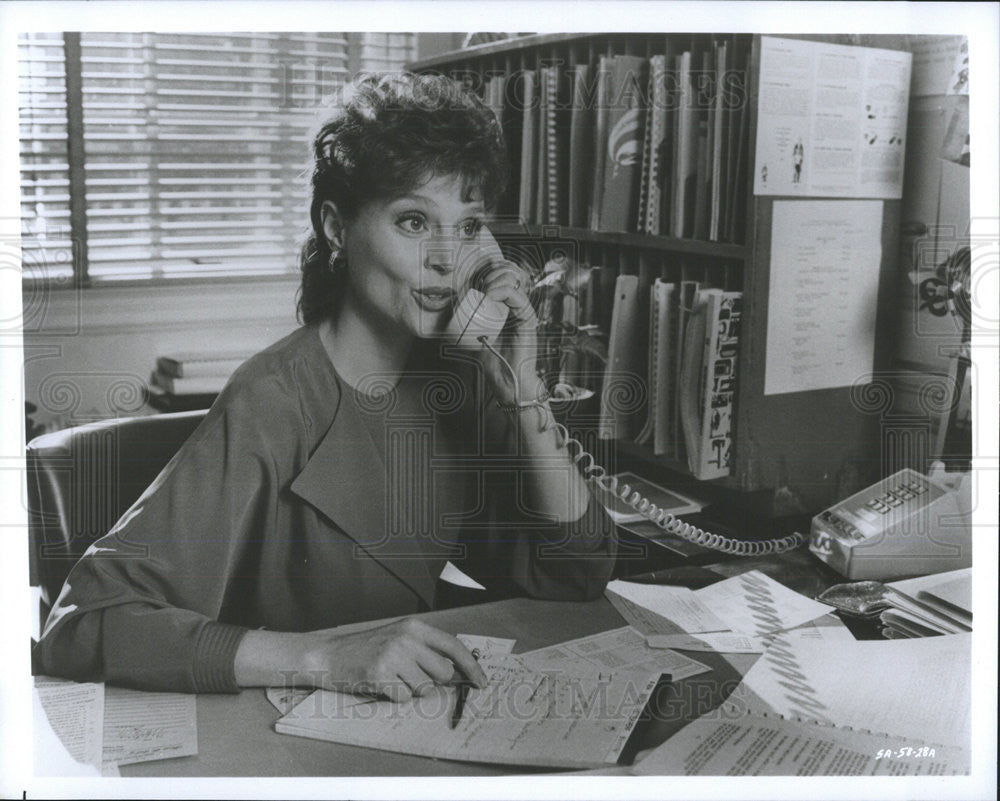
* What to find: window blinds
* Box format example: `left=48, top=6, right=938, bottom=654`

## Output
left=19, top=33, right=73, bottom=283
left=18, top=32, right=417, bottom=284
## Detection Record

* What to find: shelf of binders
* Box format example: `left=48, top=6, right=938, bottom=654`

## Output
left=411, top=32, right=904, bottom=514
left=411, top=32, right=752, bottom=488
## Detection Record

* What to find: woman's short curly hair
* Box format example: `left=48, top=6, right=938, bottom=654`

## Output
left=297, top=72, right=508, bottom=325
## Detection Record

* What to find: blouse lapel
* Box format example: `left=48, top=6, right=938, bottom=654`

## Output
left=289, top=386, right=439, bottom=609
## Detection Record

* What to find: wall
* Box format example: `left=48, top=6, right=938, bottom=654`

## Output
left=23, top=277, right=300, bottom=431
left=887, top=36, right=970, bottom=470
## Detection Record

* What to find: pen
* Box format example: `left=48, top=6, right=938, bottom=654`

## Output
left=450, top=681, right=471, bottom=729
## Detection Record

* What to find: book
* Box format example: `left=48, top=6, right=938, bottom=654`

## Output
left=535, top=67, right=547, bottom=225
left=691, top=119, right=710, bottom=240
left=541, top=65, right=566, bottom=225
left=517, top=69, right=537, bottom=224
left=671, top=51, right=697, bottom=238
left=150, top=370, right=229, bottom=396
left=678, top=289, right=709, bottom=473
left=598, top=274, right=642, bottom=440
left=692, top=49, right=713, bottom=241
left=144, top=383, right=216, bottom=412
left=683, top=289, right=741, bottom=480
left=155, top=352, right=249, bottom=378
left=635, top=61, right=656, bottom=234
left=673, top=279, right=701, bottom=464
left=633, top=280, right=659, bottom=445
left=598, top=55, right=647, bottom=232
left=567, top=64, right=594, bottom=228
left=724, top=39, right=750, bottom=243
left=589, top=56, right=611, bottom=230
left=709, top=40, right=727, bottom=241
left=644, top=54, right=670, bottom=235
left=651, top=280, right=678, bottom=456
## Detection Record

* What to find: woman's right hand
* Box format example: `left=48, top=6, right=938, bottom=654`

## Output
left=303, top=618, right=488, bottom=701
left=235, top=618, right=488, bottom=702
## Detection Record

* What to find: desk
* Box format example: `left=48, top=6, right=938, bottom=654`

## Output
left=120, top=550, right=848, bottom=777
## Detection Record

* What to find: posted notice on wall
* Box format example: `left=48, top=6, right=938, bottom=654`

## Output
left=754, top=36, right=912, bottom=199
left=764, top=200, right=882, bottom=396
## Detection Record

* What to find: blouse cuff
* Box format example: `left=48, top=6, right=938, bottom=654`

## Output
left=193, top=621, right=248, bottom=693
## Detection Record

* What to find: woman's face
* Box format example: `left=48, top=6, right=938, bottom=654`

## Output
left=334, top=173, right=488, bottom=340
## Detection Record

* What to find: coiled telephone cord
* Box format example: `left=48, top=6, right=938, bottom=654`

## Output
left=482, top=337, right=806, bottom=556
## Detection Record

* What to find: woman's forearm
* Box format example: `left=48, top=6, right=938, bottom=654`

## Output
left=233, top=629, right=317, bottom=688
left=504, top=377, right=591, bottom=523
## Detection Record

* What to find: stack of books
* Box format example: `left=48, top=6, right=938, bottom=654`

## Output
left=146, top=352, right=250, bottom=412
left=580, top=264, right=741, bottom=479
left=497, top=38, right=749, bottom=241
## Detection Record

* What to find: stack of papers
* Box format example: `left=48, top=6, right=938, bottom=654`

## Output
left=881, top=568, right=972, bottom=638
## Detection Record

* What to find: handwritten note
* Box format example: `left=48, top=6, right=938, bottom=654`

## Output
left=693, top=570, right=832, bottom=636
left=276, top=654, right=662, bottom=769
left=102, top=687, right=197, bottom=768
left=606, top=581, right=729, bottom=634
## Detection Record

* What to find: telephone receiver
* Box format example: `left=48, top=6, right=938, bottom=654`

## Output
left=445, top=226, right=510, bottom=349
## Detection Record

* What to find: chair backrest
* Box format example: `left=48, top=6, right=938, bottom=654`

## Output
left=26, top=409, right=208, bottom=606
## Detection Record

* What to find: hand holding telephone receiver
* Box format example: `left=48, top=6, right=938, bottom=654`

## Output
left=440, top=230, right=802, bottom=557
left=445, top=226, right=510, bottom=349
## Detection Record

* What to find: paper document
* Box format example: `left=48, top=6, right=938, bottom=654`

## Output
left=456, top=633, right=516, bottom=660
left=34, top=677, right=104, bottom=772
left=635, top=710, right=970, bottom=776
left=647, top=633, right=765, bottom=653
left=693, top=570, right=832, bottom=635
left=520, top=626, right=711, bottom=682
left=636, top=631, right=971, bottom=775
left=266, top=687, right=313, bottom=716
left=777, top=616, right=857, bottom=643
left=607, top=580, right=729, bottom=634
left=738, top=633, right=971, bottom=747
left=606, top=587, right=680, bottom=635
left=764, top=200, right=883, bottom=395
left=276, top=654, right=662, bottom=769
left=754, top=36, right=911, bottom=198
left=102, top=687, right=197, bottom=768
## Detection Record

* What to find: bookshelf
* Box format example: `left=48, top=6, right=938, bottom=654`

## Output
left=409, top=33, right=904, bottom=516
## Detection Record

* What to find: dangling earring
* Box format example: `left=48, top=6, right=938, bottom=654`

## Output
left=328, top=248, right=345, bottom=275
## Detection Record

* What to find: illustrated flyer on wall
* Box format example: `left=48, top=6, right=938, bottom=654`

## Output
left=753, top=36, right=912, bottom=199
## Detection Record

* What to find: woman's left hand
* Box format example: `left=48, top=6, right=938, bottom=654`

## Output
left=475, top=259, right=543, bottom=405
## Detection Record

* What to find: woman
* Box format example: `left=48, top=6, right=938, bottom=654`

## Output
left=35, top=72, right=617, bottom=701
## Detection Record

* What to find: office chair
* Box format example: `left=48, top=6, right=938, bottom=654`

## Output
left=26, top=410, right=209, bottom=619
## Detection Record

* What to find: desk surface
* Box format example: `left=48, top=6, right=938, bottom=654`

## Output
left=119, top=596, right=745, bottom=777
left=120, top=550, right=849, bottom=777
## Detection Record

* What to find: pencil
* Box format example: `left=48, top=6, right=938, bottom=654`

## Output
left=450, top=682, right=470, bottom=729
